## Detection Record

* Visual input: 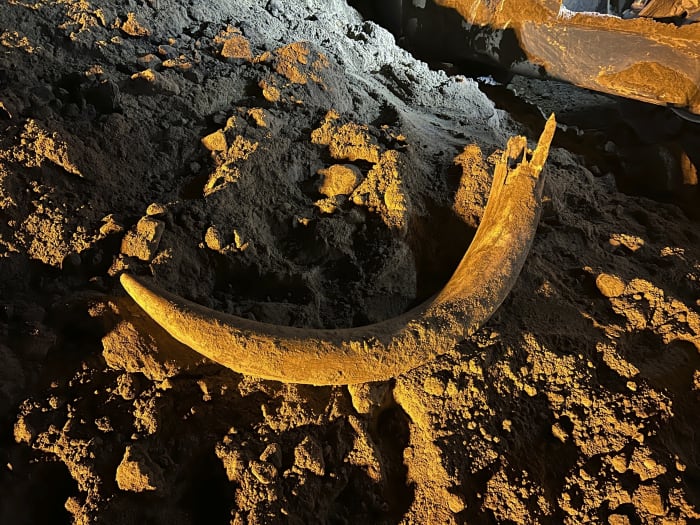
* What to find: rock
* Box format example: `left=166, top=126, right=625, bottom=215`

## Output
left=99, top=214, right=124, bottom=236
left=447, top=492, right=466, bottom=513
left=633, top=484, right=666, bottom=516
left=203, top=226, right=225, bottom=251
left=250, top=460, right=277, bottom=484
left=266, top=0, right=284, bottom=17
left=260, top=443, right=283, bottom=468
left=596, top=273, right=626, bottom=298
left=317, top=164, right=361, bottom=197
left=311, top=111, right=381, bottom=163
left=608, top=515, right=631, bottom=525
left=120, top=216, right=165, bottom=261
left=136, top=54, right=162, bottom=70
left=102, top=321, right=172, bottom=381
left=13, top=415, right=34, bottom=444
left=114, top=373, right=139, bottom=401
left=221, top=34, right=253, bottom=61
left=102, top=300, right=212, bottom=380
left=115, top=445, right=164, bottom=492
left=259, top=79, right=281, bottom=102
left=215, top=442, right=246, bottom=483
left=130, top=69, right=181, bottom=96
left=145, top=203, right=167, bottom=217
left=294, top=436, right=325, bottom=476
left=201, top=130, right=227, bottom=152
left=157, top=45, right=178, bottom=59
left=423, top=376, right=446, bottom=396
left=347, top=381, right=390, bottom=415
left=120, top=13, right=151, bottom=38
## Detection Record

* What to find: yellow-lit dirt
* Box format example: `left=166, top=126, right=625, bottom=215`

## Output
left=0, top=1, right=698, bottom=524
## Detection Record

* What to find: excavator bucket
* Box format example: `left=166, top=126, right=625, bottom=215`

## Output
left=354, top=0, right=700, bottom=116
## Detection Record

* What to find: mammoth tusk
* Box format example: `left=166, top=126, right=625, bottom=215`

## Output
left=121, top=115, right=556, bottom=385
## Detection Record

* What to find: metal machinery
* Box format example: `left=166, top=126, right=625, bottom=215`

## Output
left=352, top=0, right=700, bottom=118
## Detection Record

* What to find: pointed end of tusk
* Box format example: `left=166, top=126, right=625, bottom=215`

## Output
left=531, top=114, right=557, bottom=170
left=120, top=273, right=167, bottom=317
left=120, top=272, right=142, bottom=298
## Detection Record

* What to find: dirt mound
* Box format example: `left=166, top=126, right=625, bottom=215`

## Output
left=0, top=1, right=698, bottom=523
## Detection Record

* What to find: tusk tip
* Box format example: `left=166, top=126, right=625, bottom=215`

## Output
left=120, top=273, right=155, bottom=306
left=120, top=272, right=138, bottom=291
left=531, top=114, right=557, bottom=169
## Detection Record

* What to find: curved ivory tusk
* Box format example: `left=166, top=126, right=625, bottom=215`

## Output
left=121, top=115, right=556, bottom=385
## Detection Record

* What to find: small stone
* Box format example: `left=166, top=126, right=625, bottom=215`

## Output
left=63, top=103, right=80, bottom=118
left=204, top=226, right=225, bottom=251
left=314, top=198, right=338, bottom=214
left=61, top=252, right=82, bottom=269
left=102, top=315, right=192, bottom=382
left=157, top=45, right=178, bottom=59
left=250, top=460, right=277, bottom=484
left=221, top=34, right=253, bottom=61
left=596, top=273, right=626, bottom=298
left=447, top=492, right=466, bottom=513
left=201, top=129, right=227, bottom=152
left=551, top=423, right=568, bottom=443
left=610, top=455, right=627, bottom=474
left=233, top=230, right=248, bottom=251
left=99, top=214, right=123, bottom=236
left=116, top=445, right=164, bottom=492
left=29, top=85, right=53, bottom=107
left=136, top=54, right=162, bottom=70
left=215, top=443, right=246, bottom=483
left=247, top=108, right=267, bottom=127
left=294, top=436, right=325, bottom=476
left=130, top=69, right=181, bottom=96
left=120, top=13, right=151, bottom=37
left=259, top=79, right=280, bottom=103
left=347, top=381, right=390, bottom=415
left=13, top=416, right=34, bottom=444
left=633, top=484, right=665, bottom=516
left=184, top=68, right=204, bottom=83
left=260, top=443, right=282, bottom=468
left=146, top=203, right=167, bottom=216
left=629, top=448, right=667, bottom=481
left=95, top=416, right=113, bottom=432
left=120, top=217, right=165, bottom=261
left=115, top=373, right=139, bottom=401
left=318, top=164, right=361, bottom=197
left=608, top=515, right=631, bottom=525
left=64, top=496, right=81, bottom=517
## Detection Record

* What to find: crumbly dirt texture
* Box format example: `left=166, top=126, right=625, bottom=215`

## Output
left=0, top=1, right=699, bottom=524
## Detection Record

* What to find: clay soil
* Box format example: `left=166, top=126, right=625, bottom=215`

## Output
left=0, top=1, right=699, bottom=524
